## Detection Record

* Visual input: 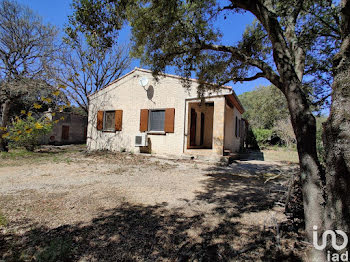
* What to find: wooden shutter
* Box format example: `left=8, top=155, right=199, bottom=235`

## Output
left=140, top=109, right=149, bottom=132
left=115, top=110, right=123, bottom=131
left=97, top=111, right=104, bottom=130
left=164, top=108, right=175, bottom=133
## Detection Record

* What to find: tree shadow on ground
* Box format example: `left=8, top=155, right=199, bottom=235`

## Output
left=195, top=162, right=298, bottom=217
left=0, top=162, right=305, bottom=261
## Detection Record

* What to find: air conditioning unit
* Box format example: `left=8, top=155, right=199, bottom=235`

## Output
left=135, top=133, right=148, bottom=147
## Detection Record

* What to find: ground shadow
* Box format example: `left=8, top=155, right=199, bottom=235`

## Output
left=0, top=161, right=304, bottom=261
left=196, top=161, right=297, bottom=212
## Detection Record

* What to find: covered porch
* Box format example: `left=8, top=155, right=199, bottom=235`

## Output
left=183, top=94, right=245, bottom=159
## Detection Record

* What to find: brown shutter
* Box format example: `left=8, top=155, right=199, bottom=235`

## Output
left=164, top=108, right=175, bottom=133
left=115, top=110, right=123, bottom=131
left=140, top=109, right=149, bottom=132
left=97, top=111, right=104, bottom=130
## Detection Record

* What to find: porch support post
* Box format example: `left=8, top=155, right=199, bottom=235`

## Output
left=213, top=97, right=225, bottom=156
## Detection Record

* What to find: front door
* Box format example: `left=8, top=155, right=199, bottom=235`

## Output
left=61, top=125, right=70, bottom=140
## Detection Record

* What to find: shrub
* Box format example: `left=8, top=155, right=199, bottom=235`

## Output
left=252, top=128, right=273, bottom=147
left=246, top=127, right=260, bottom=149
left=5, top=115, right=52, bottom=151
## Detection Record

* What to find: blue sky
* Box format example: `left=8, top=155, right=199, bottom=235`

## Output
left=17, top=0, right=271, bottom=96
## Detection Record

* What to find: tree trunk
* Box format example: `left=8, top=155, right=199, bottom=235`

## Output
left=323, top=67, right=350, bottom=244
left=323, top=0, right=350, bottom=250
left=0, top=99, right=11, bottom=152
left=284, top=80, right=327, bottom=261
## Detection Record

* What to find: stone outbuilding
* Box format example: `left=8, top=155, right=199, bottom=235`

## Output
left=43, top=112, right=88, bottom=145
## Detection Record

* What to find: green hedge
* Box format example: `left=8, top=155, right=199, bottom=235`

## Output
left=252, top=128, right=273, bottom=146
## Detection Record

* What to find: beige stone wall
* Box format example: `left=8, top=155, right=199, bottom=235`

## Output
left=87, top=68, right=232, bottom=156
left=212, top=97, right=226, bottom=155
left=224, top=103, right=242, bottom=152
left=186, top=102, right=214, bottom=148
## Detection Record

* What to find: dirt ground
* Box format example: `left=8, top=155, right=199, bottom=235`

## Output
left=0, top=145, right=308, bottom=261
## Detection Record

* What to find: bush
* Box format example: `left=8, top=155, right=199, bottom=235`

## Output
left=5, top=115, right=52, bottom=151
left=246, top=127, right=260, bottom=149
left=252, top=128, right=273, bottom=147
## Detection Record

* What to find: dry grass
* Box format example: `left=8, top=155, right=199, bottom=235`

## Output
left=0, top=145, right=306, bottom=261
left=0, top=211, right=7, bottom=227
left=0, top=144, right=86, bottom=167
left=262, top=147, right=299, bottom=163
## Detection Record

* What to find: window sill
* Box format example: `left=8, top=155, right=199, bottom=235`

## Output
left=147, top=131, right=166, bottom=135
left=102, top=130, right=116, bottom=133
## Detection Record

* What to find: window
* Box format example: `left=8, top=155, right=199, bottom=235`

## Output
left=235, top=116, right=238, bottom=137
left=103, top=111, right=115, bottom=131
left=97, top=110, right=123, bottom=132
left=238, top=118, right=240, bottom=137
left=149, top=110, right=165, bottom=131
left=240, top=119, right=243, bottom=137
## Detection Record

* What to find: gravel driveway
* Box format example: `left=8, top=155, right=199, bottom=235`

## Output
left=0, top=146, right=305, bottom=261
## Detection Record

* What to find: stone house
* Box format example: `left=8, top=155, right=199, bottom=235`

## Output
left=43, top=112, right=88, bottom=145
left=87, top=68, right=246, bottom=159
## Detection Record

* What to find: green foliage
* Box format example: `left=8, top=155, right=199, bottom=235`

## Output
left=68, top=1, right=337, bottom=108
left=252, top=128, right=273, bottom=147
left=316, top=116, right=327, bottom=163
left=0, top=211, right=7, bottom=227
left=5, top=115, right=52, bottom=151
left=34, top=238, right=72, bottom=262
left=245, top=127, right=259, bottom=149
left=239, top=85, right=289, bottom=129
left=65, top=105, right=88, bottom=116
left=0, top=149, right=34, bottom=160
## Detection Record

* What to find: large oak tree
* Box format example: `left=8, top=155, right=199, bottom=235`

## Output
left=69, top=0, right=349, bottom=260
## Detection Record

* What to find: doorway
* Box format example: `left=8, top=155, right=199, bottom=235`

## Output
left=61, top=125, right=70, bottom=141
left=190, top=108, right=197, bottom=146
left=187, top=102, right=214, bottom=149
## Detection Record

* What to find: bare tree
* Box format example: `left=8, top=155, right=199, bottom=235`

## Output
left=274, top=118, right=296, bottom=148
left=59, top=37, right=131, bottom=114
left=0, top=0, right=60, bottom=151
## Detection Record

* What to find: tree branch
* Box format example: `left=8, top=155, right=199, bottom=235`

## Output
left=199, top=42, right=282, bottom=88
left=231, top=72, right=265, bottom=83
